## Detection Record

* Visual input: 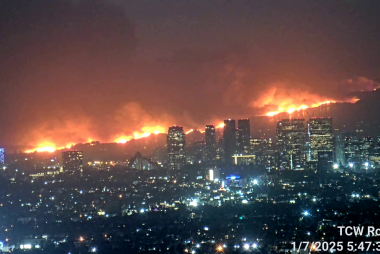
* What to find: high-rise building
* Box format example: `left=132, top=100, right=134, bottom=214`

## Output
left=237, top=119, right=251, bottom=155
left=129, top=152, right=158, bottom=170
left=317, top=151, right=334, bottom=173
left=335, top=133, right=345, bottom=165
left=167, top=126, right=186, bottom=170
left=308, top=117, right=333, bottom=162
left=344, top=135, right=375, bottom=171
left=276, top=118, right=306, bottom=170
left=186, top=140, right=205, bottom=165
left=62, top=150, right=83, bottom=172
left=205, top=125, right=216, bottom=165
left=152, top=146, right=167, bottom=164
left=223, top=119, right=236, bottom=165
left=0, top=148, right=4, bottom=165
left=250, top=138, right=275, bottom=172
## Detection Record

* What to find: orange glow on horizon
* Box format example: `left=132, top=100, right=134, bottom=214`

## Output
left=265, top=100, right=335, bottom=117
left=24, top=94, right=361, bottom=155
left=114, top=126, right=166, bottom=144
left=24, top=121, right=235, bottom=153
left=25, top=146, right=56, bottom=153
left=216, top=122, right=225, bottom=129
left=25, top=142, right=79, bottom=153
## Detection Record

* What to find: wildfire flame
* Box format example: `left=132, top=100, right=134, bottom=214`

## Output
left=25, top=142, right=76, bottom=153
left=185, top=122, right=224, bottom=135
left=114, top=126, right=166, bottom=144
left=216, top=122, right=225, bottom=129
left=25, top=122, right=227, bottom=153
left=265, top=101, right=335, bottom=117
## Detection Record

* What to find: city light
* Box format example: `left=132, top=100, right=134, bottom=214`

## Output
left=20, top=244, right=32, bottom=250
left=189, top=199, right=198, bottom=207
left=303, top=211, right=310, bottom=216
left=216, top=245, right=223, bottom=252
left=333, top=163, right=339, bottom=169
left=243, top=243, right=250, bottom=250
left=253, top=179, right=258, bottom=185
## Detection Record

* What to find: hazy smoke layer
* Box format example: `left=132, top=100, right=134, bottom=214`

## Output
left=0, top=0, right=379, bottom=150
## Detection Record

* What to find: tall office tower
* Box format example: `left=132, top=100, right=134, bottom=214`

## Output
left=237, top=119, right=251, bottom=155
left=344, top=134, right=361, bottom=168
left=0, top=148, right=4, bottom=165
left=361, top=136, right=373, bottom=158
left=167, top=126, right=186, bottom=170
left=308, top=117, right=334, bottom=162
left=186, top=140, right=205, bottom=165
left=223, top=119, right=236, bottom=165
left=317, top=151, right=334, bottom=173
left=371, top=138, right=380, bottom=169
left=205, top=125, right=216, bottom=165
left=276, top=118, right=306, bottom=170
left=335, top=134, right=345, bottom=165
left=344, top=135, right=374, bottom=171
left=62, top=150, right=83, bottom=172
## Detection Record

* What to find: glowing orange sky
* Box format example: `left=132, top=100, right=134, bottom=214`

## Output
left=25, top=122, right=226, bottom=153
left=23, top=91, right=364, bottom=154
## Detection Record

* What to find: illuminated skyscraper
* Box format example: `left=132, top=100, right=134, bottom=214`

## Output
left=276, top=118, right=306, bottom=170
left=167, top=126, right=186, bottom=170
left=62, top=150, right=83, bottom=172
left=335, top=133, right=345, bottom=165
left=237, top=119, right=250, bottom=154
left=308, top=117, right=333, bottom=162
left=205, top=125, right=216, bottom=165
left=0, top=148, right=4, bottom=165
left=344, top=134, right=361, bottom=168
left=344, top=135, right=374, bottom=171
left=223, top=119, right=236, bottom=165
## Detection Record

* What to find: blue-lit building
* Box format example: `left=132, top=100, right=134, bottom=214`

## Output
left=0, top=148, right=4, bottom=165
left=225, top=175, right=246, bottom=187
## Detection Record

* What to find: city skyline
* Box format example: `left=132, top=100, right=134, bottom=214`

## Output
left=1, top=1, right=380, bottom=253
left=3, top=94, right=378, bottom=154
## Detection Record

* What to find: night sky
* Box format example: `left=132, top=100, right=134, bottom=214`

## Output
left=0, top=0, right=380, bottom=150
